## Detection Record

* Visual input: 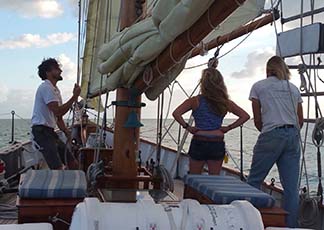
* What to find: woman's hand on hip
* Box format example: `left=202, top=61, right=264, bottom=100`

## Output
left=186, top=126, right=199, bottom=134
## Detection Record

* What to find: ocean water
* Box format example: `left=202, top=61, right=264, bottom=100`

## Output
left=0, top=118, right=323, bottom=193
left=0, top=119, right=32, bottom=148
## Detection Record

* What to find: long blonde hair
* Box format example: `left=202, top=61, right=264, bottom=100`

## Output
left=266, top=56, right=290, bottom=80
left=200, top=68, right=229, bottom=116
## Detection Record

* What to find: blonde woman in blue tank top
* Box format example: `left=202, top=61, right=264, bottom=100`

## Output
left=173, top=67, right=250, bottom=175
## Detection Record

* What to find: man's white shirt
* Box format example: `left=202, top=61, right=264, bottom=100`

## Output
left=31, top=80, right=62, bottom=128
left=249, top=76, right=302, bottom=133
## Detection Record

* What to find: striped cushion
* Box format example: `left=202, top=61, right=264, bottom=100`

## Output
left=184, top=174, right=275, bottom=208
left=19, top=170, right=87, bottom=199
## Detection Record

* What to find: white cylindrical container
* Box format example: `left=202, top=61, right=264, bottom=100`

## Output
left=0, top=223, right=52, bottom=230
left=70, top=198, right=264, bottom=230
left=266, top=228, right=314, bottom=230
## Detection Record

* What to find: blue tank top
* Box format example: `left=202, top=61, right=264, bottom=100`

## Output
left=192, top=96, right=224, bottom=130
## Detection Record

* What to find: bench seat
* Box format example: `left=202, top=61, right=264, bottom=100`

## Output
left=19, top=170, right=87, bottom=199
left=183, top=174, right=275, bottom=208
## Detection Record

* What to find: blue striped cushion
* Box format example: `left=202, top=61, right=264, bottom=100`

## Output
left=184, top=175, right=275, bottom=208
left=19, top=170, right=87, bottom=199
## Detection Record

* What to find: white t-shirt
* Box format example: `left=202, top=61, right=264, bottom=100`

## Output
left=31, top=80, right=63, bottom=128
left=249, top=76, right=302, bottom=133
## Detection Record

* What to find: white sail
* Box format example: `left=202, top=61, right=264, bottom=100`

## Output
left=80, top=0, right=120, bottom=99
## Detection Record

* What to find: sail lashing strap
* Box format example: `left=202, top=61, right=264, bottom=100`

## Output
left=187, top=30, right=196, bottom=48
left=162, top=204, right=177, bottom=230
left=207, top=8, right=219, bottom=30
left=169, top=42, right=183, bottom=64
left=143, top=66, right=154, bottom=87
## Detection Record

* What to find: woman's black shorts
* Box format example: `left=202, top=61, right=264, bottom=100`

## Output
left=188, top=138, right=225, bottom=161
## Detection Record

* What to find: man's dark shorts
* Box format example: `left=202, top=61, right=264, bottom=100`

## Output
left=32, top=125, right=74, bottom=169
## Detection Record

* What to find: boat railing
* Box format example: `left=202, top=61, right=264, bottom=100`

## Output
left=0, top=110, right=32, bottom=145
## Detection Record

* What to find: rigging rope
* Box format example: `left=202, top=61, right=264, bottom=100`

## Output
left=184, top=29, right=254, bottom=70
left=156, top=92, right=164, bottom=165
left=298, top=195, right=321, bottom=227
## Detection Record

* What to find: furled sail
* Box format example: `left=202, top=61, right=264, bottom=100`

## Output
left=145, top=0, right=266, bottom=100
left=95, top=0, right=214, bottom=95
left=86, top=0, right=266, bottom=99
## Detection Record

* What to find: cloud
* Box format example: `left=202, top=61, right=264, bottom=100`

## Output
left=0, top=83, right=9, bottom=103
left=66, top=0, right=79, bottom=17
left=230, top=48, right=275, bottom=79
left=0, top=33, right=76, bottom=49
left=0, top=88, right=34, bottom=119
left=57, top=54, right=77, bottom=81
left=0, top=0, right=64, bottom=18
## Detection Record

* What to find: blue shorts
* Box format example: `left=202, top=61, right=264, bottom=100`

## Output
left=188, top=138, right=225, bottom=161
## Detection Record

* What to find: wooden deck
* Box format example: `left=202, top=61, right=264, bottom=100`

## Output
left=0, top=192, right=18, bottom=224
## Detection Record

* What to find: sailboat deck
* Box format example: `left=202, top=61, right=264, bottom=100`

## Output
left=0, top=193, right=18, bottom=224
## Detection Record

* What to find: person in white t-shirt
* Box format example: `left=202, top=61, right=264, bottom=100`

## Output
left=31, top=58, right=81, bottom=169
left=247, top=56, right=303, bottom=227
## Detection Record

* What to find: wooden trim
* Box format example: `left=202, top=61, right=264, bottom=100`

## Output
left=96, top=173, right=161, bottom=190
left=17, top=196, right=82, bottom=230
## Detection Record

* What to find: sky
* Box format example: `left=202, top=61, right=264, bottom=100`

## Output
left=0, top=0, right=323, bottom=120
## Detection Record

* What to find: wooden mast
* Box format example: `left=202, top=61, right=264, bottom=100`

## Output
left=190, top=11, right=279, bottom=58
left=112, top=0, right=142, bottom=188
left=134, top=0, right=246, bottom=93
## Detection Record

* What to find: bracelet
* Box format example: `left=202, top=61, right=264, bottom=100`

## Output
left=182, top=123, right=189, bottom=129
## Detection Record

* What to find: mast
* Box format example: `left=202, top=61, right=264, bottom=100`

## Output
left=112, top=0, right=143, bottom=188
